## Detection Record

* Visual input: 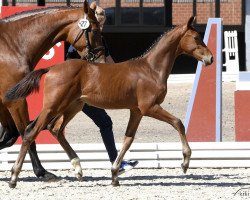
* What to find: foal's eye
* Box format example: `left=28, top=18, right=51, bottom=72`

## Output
left=194, top=36, right=201, bottom=42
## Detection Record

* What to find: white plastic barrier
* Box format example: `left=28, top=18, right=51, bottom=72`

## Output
left=1, top=142, right=250, bottom=171
left=222, top=30, right=239, bottom=74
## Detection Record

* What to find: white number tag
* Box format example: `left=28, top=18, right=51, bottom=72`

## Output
left=78, top=19, right=90, bottom=30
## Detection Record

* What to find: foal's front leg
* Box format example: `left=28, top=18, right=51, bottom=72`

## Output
left=111, top=109, right=142, bottom=186
left=146, top=104, right=191, bottom=173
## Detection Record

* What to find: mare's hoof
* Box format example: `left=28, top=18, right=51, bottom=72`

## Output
left=181, top=163, right=188, bottom=174
left=9, top=181, right=16, bottom=189
left=111, top=181, right=120, bottom=187
left=39, top=171, right=58, bottom=181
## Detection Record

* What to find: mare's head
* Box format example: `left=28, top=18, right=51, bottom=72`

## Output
left=94, top=4, right=106, bottom=30
left=178, top=16, right=213, bottom=66
left=67, top=0, right=105, bottom=63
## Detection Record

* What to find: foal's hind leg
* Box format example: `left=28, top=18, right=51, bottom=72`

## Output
left=9, top=109, right=55, bottom=188
left=49, top=101, right=85, bottom=180
left=146, top=104, right=191, bottom=173
left=55, top=130, right=83, bottom=180
left=6, top=99, right=56, bottom=180
left=111, top=109, right=142, bottom=186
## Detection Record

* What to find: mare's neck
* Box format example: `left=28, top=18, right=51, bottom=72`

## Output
left=5, top=8, right=82, bottom=70
left=144, top=27, right=183, bottom=82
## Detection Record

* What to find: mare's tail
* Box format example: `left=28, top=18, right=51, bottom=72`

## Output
left=5, top=68, right=49, bottom=101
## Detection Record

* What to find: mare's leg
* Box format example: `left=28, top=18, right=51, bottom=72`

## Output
left=146, top=104, right=191, bottom=173
left=6, top=99, right=56, bottom=180
left=9, top=108, right=55, bottom=188
left=49, top=100, right=84, bottom=180
left=111, top=109, right=142, bottom=186
left=0, top=102, right=19, bottom=149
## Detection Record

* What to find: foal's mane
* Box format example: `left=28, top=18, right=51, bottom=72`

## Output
left=2, top=6, right=78, bottom=22
left=133, top=25, right=181, bottom=60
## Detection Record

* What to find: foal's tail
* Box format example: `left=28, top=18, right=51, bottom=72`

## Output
left=5, top=68, right=50, bottom=101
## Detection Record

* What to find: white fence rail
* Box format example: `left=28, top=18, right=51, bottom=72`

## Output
left=168, top=73, right=238, bottom=83
left=1, top=142, right=250, bottom=171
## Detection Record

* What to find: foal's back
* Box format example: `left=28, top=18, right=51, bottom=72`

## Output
left=45, top=59, right=151, bottom=110
left=79, top=59, right=148, bottom=109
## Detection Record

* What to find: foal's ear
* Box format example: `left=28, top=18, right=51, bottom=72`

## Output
left=83, top=0, right=89, bottom=14
left=90, top=1, right=97, bottom=11
left=181, top=16, right=195, bottom=34
left=187, top=16, right=196, bottom=28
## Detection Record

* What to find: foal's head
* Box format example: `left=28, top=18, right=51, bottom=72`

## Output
left=67, top=1, right=105, bottom=62
left=178, top=16, right=213, bottom=66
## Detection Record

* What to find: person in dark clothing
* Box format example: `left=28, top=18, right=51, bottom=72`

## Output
left=66, top=7, right=138, bottom=173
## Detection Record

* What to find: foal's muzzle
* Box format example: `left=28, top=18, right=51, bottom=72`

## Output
left=203, top=55, right=213, bottom=66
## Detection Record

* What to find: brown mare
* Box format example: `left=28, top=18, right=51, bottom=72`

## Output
left=6, top=16, right=213, bottom=188
left=0, top=1, right=104, bottom=180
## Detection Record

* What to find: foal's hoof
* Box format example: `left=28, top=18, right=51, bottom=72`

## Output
left=39, top=171, right=58, bottom=181
left=75, top=173, right=83, bottom=181
left=181, top=163, right=189, bottom=174
left=9, top=181, right=17, bottom=189
left=111, top=181, right=120, bottom=187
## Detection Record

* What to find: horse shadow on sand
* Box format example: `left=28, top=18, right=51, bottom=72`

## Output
left=1, top=172, right=249, bottom=188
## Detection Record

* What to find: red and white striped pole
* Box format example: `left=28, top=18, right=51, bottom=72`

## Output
left=184, top=18, right=222, bottom=142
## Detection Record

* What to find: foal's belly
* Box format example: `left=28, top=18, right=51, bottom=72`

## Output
left=80, top=91, right=137, bottom=110
left=80, top=69, right=138, bottom=109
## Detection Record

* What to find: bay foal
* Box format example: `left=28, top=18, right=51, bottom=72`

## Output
left=6, top=16, right=213, bottom=188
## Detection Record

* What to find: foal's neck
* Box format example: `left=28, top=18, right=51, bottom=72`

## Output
left=4, top=8, right=82, bottom=71
left=144, top=27, right=183, bottom=82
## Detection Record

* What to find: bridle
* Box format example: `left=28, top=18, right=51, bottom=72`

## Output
left=84, top=27, right=105, bottom=62
left=72, top=17, right=105, bottom=62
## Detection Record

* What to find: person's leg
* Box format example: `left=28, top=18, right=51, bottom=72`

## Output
left=82, top=104, right=117, bottom=162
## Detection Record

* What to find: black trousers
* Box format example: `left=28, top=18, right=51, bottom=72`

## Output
left=82, top=104, right=118, bottom=163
